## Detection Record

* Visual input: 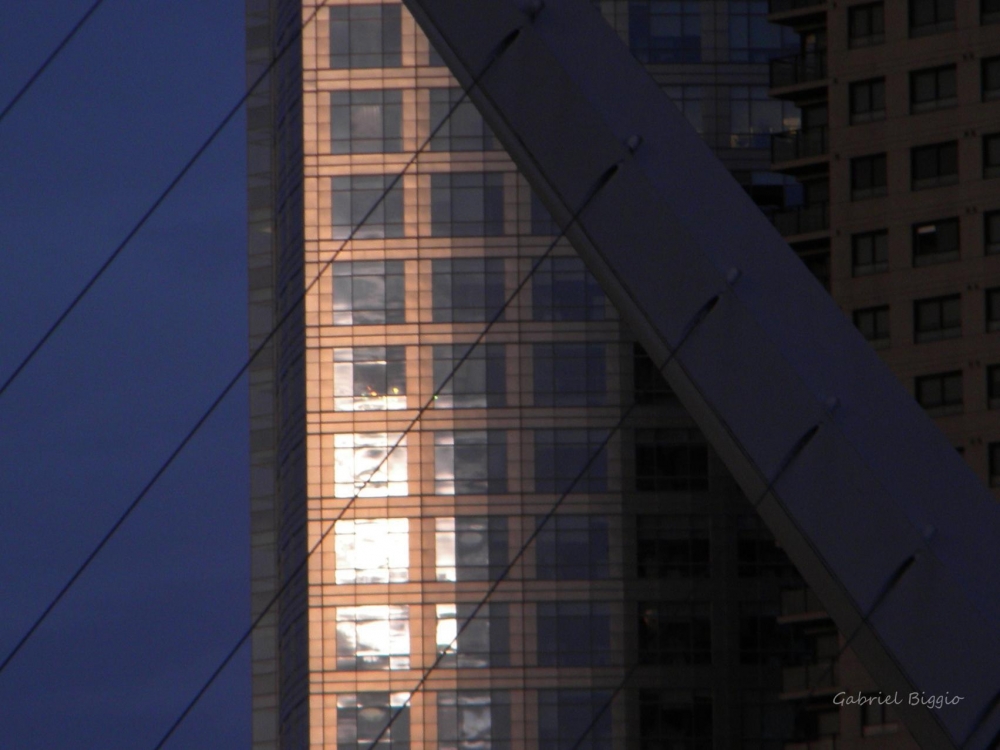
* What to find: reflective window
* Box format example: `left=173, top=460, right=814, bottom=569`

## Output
left=729, top=86, right=799, bottom=149
left=336, top=605, right=410, bottom=670
left=985, top=134, right=1000, bottom=179
left=728, top=1, right=798, bottom=62
left=849, top=2, right=885, bottom=47
left=910, top=65, right=957, bottom=113
left=639, top=692, right=713, bottom=750
left=432, top=258, right=506, bottom=323
left=635, top=429, right=709, bottom=491
left=336, top=692, right=410, bottom=750
left=850, top=78, right=886, bottom=124
left=329, top=5, right=402, bottom=69
left=331, top=90, right=402, bottom=154
left=335, top=518, right=409, bottom=584
left=334, top=432, right=408, bottom=497
left=911, top=141, right=959, bottom=189
left=433, top=343, right=506, bottom=408
left=534, top=429, right=609, bottom=493
left=637, top=515, right=710, bottom=579
left=430, top=88, right=496, bottom=152
left=532, top=257, right=606, bottom=321
left=530, top=190, right=560, bottom=236
left=909, top=0, right=956, bottom=37
left=914, top=294, right=961, bottom=342
left=915, top=370, right=963, bottom=413
left=628, top=0, right=702, bottom=64
left=332, top=175, right=404, bottom=239
left=851, top=153, right=887, bottom=200
left=737, top=516, right=795, bottom=578
left=638, top=602, right=711, bottom=665
left=913, top=218, right=959, bottom=266
left=851, top=230, right=888, bottom=276
left=662, top=85, right=704, bottom=132
left=435, top=517, right=509, bottom=582
left=435, top=431, right=507, bottom=495
left=538, top=690, right=612, bottom=750
left=535, top=516, right=609, bottom=580
left=854, top=305, right=890, bottom=346
left=436, top=603, right=510, bottom=668
left=431, top=173, right=505, bottom=236
left=438, top=692, right=511, bottom=750
left=533, top=343, right=607, bottom=406
left=986, top=210, right=1000, bottom=254
left=333, top=261, right=406, bottom=325
left=334, top=347, right=407, bottom=411
left=537, top=602, right=612, bottom=666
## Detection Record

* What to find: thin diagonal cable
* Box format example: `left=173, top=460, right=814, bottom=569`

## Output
left=0, top=0, right=106, bottom=128
left=568, top=664, right=639, bottom=750
left=0, top=0, right=333, bottom=405
left=0, top=13, right=499, bottom=683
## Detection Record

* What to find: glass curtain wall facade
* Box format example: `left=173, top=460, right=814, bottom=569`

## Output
left=249, top=1, right=812, bottom=748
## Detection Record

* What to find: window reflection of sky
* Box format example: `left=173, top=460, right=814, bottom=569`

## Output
left=335, top=519, right=409, bottom=584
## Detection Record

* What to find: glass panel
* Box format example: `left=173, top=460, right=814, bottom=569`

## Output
left=334, top=346, right=407, bottom=410
left=336, top=606, right=410, bottom=670
left=334, top=433, right=408, bottom=497
left=335, top=519, right=409, bottom=583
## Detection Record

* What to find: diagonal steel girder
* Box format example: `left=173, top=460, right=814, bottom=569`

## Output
left=402, top=1, right=1000, bottom=747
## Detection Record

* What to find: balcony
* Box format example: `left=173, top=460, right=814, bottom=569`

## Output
left=770, top=203, right=829, bottom=238
left=770, top=53, right=827, bottom=91
left=783, top=660, right=838, bottom=694
left=772, top=127, right=828, bottom=164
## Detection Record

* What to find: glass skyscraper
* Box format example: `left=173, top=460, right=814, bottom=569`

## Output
left=246, top=2, right=822, bottom=748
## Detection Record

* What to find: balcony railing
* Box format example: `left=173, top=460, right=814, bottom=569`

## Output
left=783, top=660, right=837, bottom=693
left=770, top=203, right=829, bottom=237
left=770, top=52, right=827, bottom=89
left=772, top=126, right=828, bottom=163
left=769, top=0, right=825, bottom=12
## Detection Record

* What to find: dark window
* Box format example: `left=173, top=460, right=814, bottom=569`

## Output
left=432, top=258, right=506, bottom=323
left=729, top=85, right=797, bottom=149
left=984, top=134, right=1000, bottom=178
left=854, top=305, right=890, bottom=345
left=333, top=346, right=407, bottom=411
left=332, top=175, right=404, bottom=239
left=738, top=516, right=795, bottom=578
left=913, top=218, right=960, bottom=266
left=336, top=692, right=409, bottom=750
left=852, top=230, right=889, bottom=275
left=986, top=210, right=1000, bottom=254
left=536, top=516, right=610, bottom=580
left=915, top=370, right=963, bottom=413
left=850, top=78, right=886, bottom=124
left=861, top=693, right=900, bottom=736
left=332, top=260, right=405, bottom=325
left=639, top=692, right=713, bottom=750
left=534, top=429, right=609, bottom=493
left=987, top=287, right=1000, bottom=331
left=430, top=88, right=496, bottom=152
left=635, top=429, right=709, bottom=491
left=639, top=602, right=711, bottom=665
left=988, top=365, right=1000, bottom=408
left=434, top=431, right=507, bottom=495
left=634, top=343, right=673, bottom=403
left=739, top=605, right=796, bottom=666
left=329, top=5, right=402, bottom=69
left=435, top=516, right=509, bottom=583
left=538, top=691, right=612, bottom=750
left=628, top=0, right=702, bottom=63
left=986, top=0, right=1000, bottom=24
left=533, top=343, right=607, bottom=406
left=537, top=602, right=611, bottom=667
left=914, top=294, right=961, bottom=342
left=532, top=256, right=606, bottom=321
left=431, top=173, right=505, bottom=236
left=663, top=85, right=705, bottom=132
left=530, top=191, right=561, bottom=236
left=909, top=0, right=956, bottom=37
left=437, top=691, right=512, bottom=750
left=433, top=343, right=506, bottom=408
left=637, top=516, right=710, bottom=579
left=851, top=153, right=887, bottom=199
left=911, top=65, right=957, bottom=113
left=983, top=56, right=1000, bottom=101
left=436, top=603, right=510, bottom=668
left=849, top=3, right=886, bottom=47
left=911, top=141, right=959, bottom=189
left=990, top=443, right=1000, bottom=486
left=728, top=2, right=798, bottom=62
left=331, top=90, right=402, bottom=154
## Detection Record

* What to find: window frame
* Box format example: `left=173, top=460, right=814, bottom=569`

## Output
left=911, top=141, right=959, bottom=190
left=909, top=0, right=957, bottom=37
left=853, top=305, right=891, bottom=347
left=982, top=56, right=1000, bottom=101
left=984, top=133, right=1000, bottom=179
left=852, top=229, right=889, bottom=275
left=851, top=153, right=888, bottom=200
left=913, top=294, right=962, bottom=343
left=912, top=218, right=960, bottom=267
left=914, top=370, right=964, bottom=414
left=848, top=2, right=886, bottom=48
left=849, top=77, right=886, bottom=124
left=910, top=64, right=958, bottom=113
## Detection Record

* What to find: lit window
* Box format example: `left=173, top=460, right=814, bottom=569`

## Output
left=333, top=347, right=406, bottom=411
left=635, top=429, right=709, bottom=491
left=430, top=88, right=496, bottom=152
left=852, top=229, right=889, bottom=275
left=435, top=516, right=508, bottom=582
left=910, top=65, right=957, bottom=113
left=334, top=432, right=408, bottom=498
left=909, top=0, right=956, bottom=37
left=331, top=90, right=402, bottom=154
left=538, top=691, right=612, bottom=750
left=628, top=0, right=702, bottom=64
left=336, top=692, right=410, bottom=749
left=850, top=78, right=886, bottom=124
left=433, top=343, right=506, bottom=408
left=432, top=258, right=506, bottom=323
left=436, top=603, right=510, bottom=668
left=914, top=294, right=961, bottom=342
left=849, top=2, right=885, bottom=47
left=535, top=516, right=610, bottom=580
left=911, top=141, right=958, bottom=190
left=332, top=261, right=405, bottom=326
left=851, top=153, right=887, bottom=199
left=638, top=602, right=711, bottom=665
left=431, top=173, right=505, bottom=236
left=332, top=175, right=404, bottom=239
left=533, top=342, right=607, bottom=406
left=434, top=431, right=507, bottom=495
left=854, top=305, right=890, bottom=346
left=984, top=134, right=1000, bottom=179
left=334, top=518, right=409, bottom=584
left=637, top=516, right=709, bottom=579
left=537, top=602, right=612, bottom=666
left=532, top=256, right=606, bottom=321
left=534, top=429, right=609, bottom=493
left=915, top=371, right=964, bottom=414
left=329, top=4, right=402, bottom=69
left=438, top=691, right=511, bottom=750
left=336, top=605, right=410, bottom=670
left=912, top=218, right=960, bottom=266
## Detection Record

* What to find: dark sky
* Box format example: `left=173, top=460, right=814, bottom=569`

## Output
left=0, top=1, right=251, bottom=746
